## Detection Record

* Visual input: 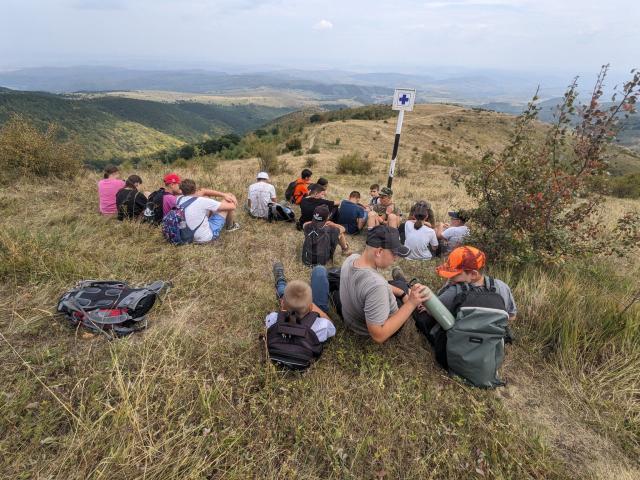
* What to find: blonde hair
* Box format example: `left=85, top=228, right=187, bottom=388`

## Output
left=283, top=280, right=313, bottom=316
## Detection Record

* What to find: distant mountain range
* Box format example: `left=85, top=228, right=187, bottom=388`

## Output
left=0, top=87, right=291, bottom=161
left=0, top=66, right=573, bottom=105
left=479, top=98, right=640, bottom=153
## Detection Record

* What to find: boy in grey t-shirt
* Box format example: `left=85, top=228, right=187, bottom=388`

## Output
left=339, top=217, right=429, bottom=343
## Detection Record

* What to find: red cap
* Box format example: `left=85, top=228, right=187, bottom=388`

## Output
left=163, top=173, right=181, bottom=185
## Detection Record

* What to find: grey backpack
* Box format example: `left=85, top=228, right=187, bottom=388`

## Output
left=57, top=280, right=168, bottom=337
left=444, top=278, right=509, bottom=388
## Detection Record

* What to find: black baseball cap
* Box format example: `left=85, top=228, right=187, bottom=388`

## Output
left=312, top=205, right=330, bottom=222
left=366, top=226, right=410, bottom=257
left=448, top=211, right=468, bottom=222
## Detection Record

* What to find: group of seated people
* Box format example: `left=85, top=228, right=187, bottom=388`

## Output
left=268, top=235, right=517, bottom=346
left=97, top=164, right=514, bottom=366
left=97, top=165, right=240, bottom=242
left=244, top=168, right=470, bottom=265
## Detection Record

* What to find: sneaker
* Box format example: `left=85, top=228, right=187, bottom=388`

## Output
left=272, top=261, right=286, bottom=285
left=226, top=222, right=241, bottom=232
left=391, top=266, right=407, bottom=283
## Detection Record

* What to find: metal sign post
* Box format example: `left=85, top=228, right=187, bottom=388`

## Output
left=388, top=88, right=416, bottom=188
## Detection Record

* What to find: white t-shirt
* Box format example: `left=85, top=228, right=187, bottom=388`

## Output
left=248, top=181, right=276, bottom=218
left=442, top=225, right=470, bottom=250
left=404, top=220, right=438, bottom=260
left=264, top=312, right=336, bottom=342
left=179, top=196, right=221, bottom=243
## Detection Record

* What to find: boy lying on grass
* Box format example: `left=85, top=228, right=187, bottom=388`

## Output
left=266, top=263, right=336, bottom=343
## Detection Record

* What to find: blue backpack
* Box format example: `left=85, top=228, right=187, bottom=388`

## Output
left=161, top=196, right=205, bottom=245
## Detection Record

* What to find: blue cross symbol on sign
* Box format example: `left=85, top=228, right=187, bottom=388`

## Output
left=399, top=94, right=410, bottom=105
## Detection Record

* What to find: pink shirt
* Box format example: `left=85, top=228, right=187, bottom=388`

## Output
left=163, top=193, right=177, bottom=216
left=98, top=178, right=125, bottom=215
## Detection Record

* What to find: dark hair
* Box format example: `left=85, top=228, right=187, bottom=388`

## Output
left=370, top=184, right=379, bottom=191
left=103, top=165, right=119, bottom=179
left=414, top=214, right=426, bottom=230
left=180, top=179, right=197, bottom=195
left=349, top=191, right=361, bottom=199
left=317, top=177, right=328, bottom=186
left=125, top=174, right=142, bottom=189
left=411, top=200, right=435, bottom=229
left=308, top=183, right=326, bottom=195
left=301, top=169, right=313, bottom=179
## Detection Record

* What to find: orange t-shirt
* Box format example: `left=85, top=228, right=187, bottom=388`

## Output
left=292, top=178, right=310, bottom=205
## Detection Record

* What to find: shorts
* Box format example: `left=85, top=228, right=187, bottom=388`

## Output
left=208, top=213, right=226, bottom=240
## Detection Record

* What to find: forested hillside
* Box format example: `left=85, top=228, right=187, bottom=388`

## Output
left=0, top=88, right=291, bottom=161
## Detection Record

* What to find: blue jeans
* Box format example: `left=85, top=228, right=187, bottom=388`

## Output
left=276, top=265, right=329, bottom=314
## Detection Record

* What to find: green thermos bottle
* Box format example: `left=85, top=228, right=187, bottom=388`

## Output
left=420, top=286, right=455, bottom=330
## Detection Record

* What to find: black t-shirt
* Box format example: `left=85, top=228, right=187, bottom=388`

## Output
left=116, top=188, right=148, bottom=221
left=299, top=197, right=337, bottom=225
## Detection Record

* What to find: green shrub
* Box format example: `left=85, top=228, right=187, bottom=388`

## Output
left=455, top=66, right=640, bottom=265
left=285, top=138, right=302, bottom=152
left=256, top=144, right=280, bottom=173
left=608, top=173, right=640, bottom=199
left=335, top=137, right=341, bottom=145
left=256, top=144, right=289, bottom=174
left=307, top=145, right=320, bottom=154
left=336, top=151, right=372, bottom=175
left=0, top=115, right=82, bottom=183
left=305, top=156, right=316, bottom=168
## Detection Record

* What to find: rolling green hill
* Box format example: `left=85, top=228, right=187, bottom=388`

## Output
left=0, top=88, right=292, bottom=161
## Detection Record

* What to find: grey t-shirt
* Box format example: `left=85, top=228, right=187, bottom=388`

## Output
left=437, top=277, right=517, bottom=317
left=340, top=254, right=399, bottom=336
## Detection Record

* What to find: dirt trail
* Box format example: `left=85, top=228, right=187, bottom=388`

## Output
left=500, top=355, right=639, bottom=480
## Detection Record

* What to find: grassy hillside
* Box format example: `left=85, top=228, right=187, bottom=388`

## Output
left=0, top=88, right=292, bottom=161
left=1, top=105, right=639, bottom=478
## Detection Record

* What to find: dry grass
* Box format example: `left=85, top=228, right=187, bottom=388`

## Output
left=1, top=106, right=639, bottom=479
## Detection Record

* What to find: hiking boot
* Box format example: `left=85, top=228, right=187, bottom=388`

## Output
left=226, top=222, right=241, bottom=232
left=272, top=261, right=287, bottom=300
left=391, top=266, right=407, bottom=283
left=272, top=261, right=286, bottom=284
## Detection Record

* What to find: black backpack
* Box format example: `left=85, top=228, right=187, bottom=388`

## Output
left=284, top=180, right=298, bottom=202
left=142, top=188, right=168, bottom=225
left=56, top=280, right=168, bottom=337
left=267, top=310, right=323, bottom=369
left=302, top=223, right=337, bottom=266
left=268, top=202, right=296, bottom=222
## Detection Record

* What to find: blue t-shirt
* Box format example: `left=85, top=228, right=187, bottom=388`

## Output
left=339, top=200, right=366, bottom=234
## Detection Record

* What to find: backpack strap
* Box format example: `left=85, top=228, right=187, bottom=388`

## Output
left=485, top=276, right=497, bottom=292
left=299, top=311, right=320, bottom=328
left=177, top=196, right=206, bottom=233
left=177, top=196, right=198, bottom=210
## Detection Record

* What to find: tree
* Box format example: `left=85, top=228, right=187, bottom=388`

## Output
left=455, top=65, right=639, bottom=265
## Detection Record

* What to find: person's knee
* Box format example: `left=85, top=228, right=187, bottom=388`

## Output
left=387, top=213, right=399, bottom=227
left=311, top=265, right=328, bottom=278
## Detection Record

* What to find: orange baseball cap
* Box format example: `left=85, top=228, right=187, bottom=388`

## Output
left=436, top=246, right=486, bottom=278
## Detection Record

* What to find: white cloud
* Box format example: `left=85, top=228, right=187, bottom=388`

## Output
left=313, top=19, right=333, bottom=30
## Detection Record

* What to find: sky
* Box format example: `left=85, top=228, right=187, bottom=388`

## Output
left=1, top=0, right=638, bottom=75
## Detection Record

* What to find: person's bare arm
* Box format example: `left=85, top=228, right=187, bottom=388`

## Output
left=197, top=188, right=237, bottom=204
left=216, top=200, right=238, bottom=212
left=311, top=303, right=330, bottom=319
left=367, top=284, right=428, bottom=344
